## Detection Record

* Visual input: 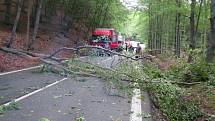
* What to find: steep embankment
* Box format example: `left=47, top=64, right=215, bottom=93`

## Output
left=0, top=19, right=88, bottom=72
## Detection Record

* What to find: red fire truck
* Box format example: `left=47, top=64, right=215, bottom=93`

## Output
left=89, top=28, right=120, bottom=50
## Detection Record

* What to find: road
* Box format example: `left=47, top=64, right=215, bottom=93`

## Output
left=0, top=56, right=152, bottom=121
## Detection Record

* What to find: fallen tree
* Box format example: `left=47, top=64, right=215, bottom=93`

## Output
left=1, top=46, right=212, bottom=120
left=0, top=46, right=204, bottom=86
left=0, top=46, right=154, bottom=61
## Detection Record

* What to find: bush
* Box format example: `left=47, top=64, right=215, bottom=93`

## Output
left=142, top=61, right=202, bottom=121
left=183, top=62, right=210, bottom=83
left=165, top=59, right=215, bottom=84
left=147, top=79, right=202, bottom=121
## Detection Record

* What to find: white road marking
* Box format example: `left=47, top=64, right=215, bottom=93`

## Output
left=0, top=65, right=43, bottom=76
left=3, top=78, right=68, bottom=106
left=98, top=56, right=116, bottom=68
left=102, top=55, right=117, bottom=62
left=130, top=88, right=142, bottom=121
left=102, top=57, right=113, bottom=62
left=79, top=56, right=88, bottom=59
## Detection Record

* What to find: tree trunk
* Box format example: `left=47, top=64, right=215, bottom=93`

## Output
left=206, top=0, right=215, bottom=62
left=188, top=0, right=196, bottom=63
left=26, top=0, right=33, bottom=48
left=4, top=0, right=12, bottom=25
left=148, top=2, right=152, bottom=50
left=28, top=0, right=43, bottom=50
left=195, top=0, right=203, bottom=35
left=202, top=0, right=208, bottom=56
left=31, top=0, right=39, bottom=28
left=175, top=0, right=181, bottom=58
left=6, top=0, right=24, bottom=48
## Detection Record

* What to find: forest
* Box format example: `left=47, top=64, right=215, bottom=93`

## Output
left=0, top=0, right=215, bottom=121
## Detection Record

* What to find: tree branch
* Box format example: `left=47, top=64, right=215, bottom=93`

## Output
left=46, top=45, right=153, bottom=61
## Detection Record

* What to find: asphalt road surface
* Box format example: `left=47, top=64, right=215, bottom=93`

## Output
left=0, top=56, right=152, bottom=121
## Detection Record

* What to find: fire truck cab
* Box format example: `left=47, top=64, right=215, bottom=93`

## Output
left=89, top=28, right=120, bottom=50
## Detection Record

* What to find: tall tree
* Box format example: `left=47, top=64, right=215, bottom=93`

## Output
left=175, top=0, right=181, bottom=58
left=6, top=0, right=24, bottom=48
left=4, top=0, right=12, bottom=25
left=148, top=2, right=152, bottom=50
left=188, top=0, right=196, bottom=62
left=206, top=0, right=215, bottom=62
left=28, top=0, right=43, bottom=50
left=26, top=0, right=33, bottom=48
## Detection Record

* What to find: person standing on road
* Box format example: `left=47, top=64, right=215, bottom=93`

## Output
left=125, top=43, right=128, bottom=51
left=136, top=43, right=141, bottom=55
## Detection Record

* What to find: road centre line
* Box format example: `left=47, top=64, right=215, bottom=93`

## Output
left=0, top=65, right=43, bottom=76
left=3, top=78, right=68, bottom=106
left=130, top=88, right=142, bottom=121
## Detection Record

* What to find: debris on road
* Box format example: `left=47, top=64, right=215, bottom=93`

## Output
left=38, top=118, right=50, bottom=121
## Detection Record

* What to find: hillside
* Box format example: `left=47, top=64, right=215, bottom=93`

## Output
left=0, top=16, right=89, bottom=72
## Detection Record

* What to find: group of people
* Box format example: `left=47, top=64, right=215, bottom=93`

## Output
left=125, top=42, right=142, bottom=55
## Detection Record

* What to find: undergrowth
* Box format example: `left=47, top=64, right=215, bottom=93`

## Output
left=165, top=56, right=215, bottom=85
left=124, top=61, right=202, bottom=121
left=147, top=79, right=201, bottom=121
left=143, top=52, right=215, bottom=120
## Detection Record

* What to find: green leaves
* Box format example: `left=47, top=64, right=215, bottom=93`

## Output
left=151, top=80, right=200, bottom=120
left=75, top=114, right=84, bottom=121
left=43, top=0, right=128, bottom=31
left=165, top=56, right=215, bottom=84
left=0, top=102, right=20, bottom=114
left=38, top=118, right=50, bottom=121
left=144, top=67, right=202, bottom=121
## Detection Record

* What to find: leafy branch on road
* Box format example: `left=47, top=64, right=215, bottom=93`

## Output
left=75, top=114, right=85, bottom=121
left=66, top=57, right=205, bottom=121
left=0, top=102, right=20, bottom=114
left=38, top=118, right=50, bottom=121
left=1, top=45, right=211, bottom=120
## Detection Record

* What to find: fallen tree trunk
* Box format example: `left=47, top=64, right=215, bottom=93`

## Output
left=0, top=47, right=32, bottom=58
left=0, top=47, right=95, bottom=77
left=0, top=47, right=68, bottom=62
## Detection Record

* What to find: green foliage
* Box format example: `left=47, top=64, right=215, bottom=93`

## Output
left=56, top=56, right=205, bottom=121
left=140, top=61, right=202, bottom=121
left=138, top=0, right=210, bottom=55
left=147, top=79, right=201, bottom=121
left=38, top=118, right=50, bottom=121
left=44, top=0, right=128, bottom=31
left=164, top=58, right=187, bottom=81
left=0, top=102, right=20, bottom=114
left=75, top=114, right=84, bottom=121
left=142, top=62, right=164, bottom=79
left=99, top=58, right=202, bottom=120
left=183, top=61, right=209, bottom=83
left=165, top=57, right=215, bottom=84
left=120, top=11, right=148, bottom=42
left=208, top=75, right=215, bottom=86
